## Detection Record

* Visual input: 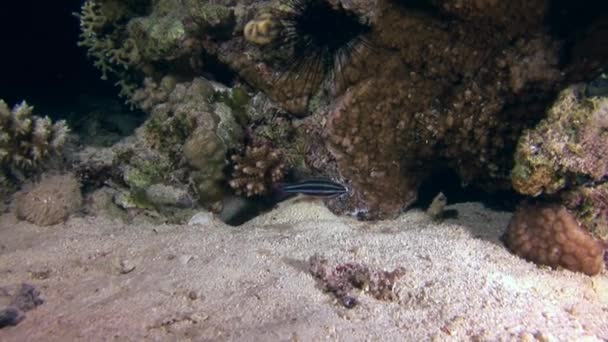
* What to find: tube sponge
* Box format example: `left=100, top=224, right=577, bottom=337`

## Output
left=0, top=100, right=69, bottom=178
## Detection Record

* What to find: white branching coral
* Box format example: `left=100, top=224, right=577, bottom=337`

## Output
left=0, top=100, right=69, bottom=177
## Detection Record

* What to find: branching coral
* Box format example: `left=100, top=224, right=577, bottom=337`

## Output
left=504, top=202, right=605, bottom=276
left=229, top=140, right=286, bottom=197
left=75, top=0, right=142, bottom=81
left=0, top=100, right=69, bottom=181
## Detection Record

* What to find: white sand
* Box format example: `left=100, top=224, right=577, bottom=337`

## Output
left=0, top=199, right=607, bottom=341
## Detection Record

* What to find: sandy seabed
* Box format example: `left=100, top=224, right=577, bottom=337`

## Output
left=0, top=199, right=607, bottom=341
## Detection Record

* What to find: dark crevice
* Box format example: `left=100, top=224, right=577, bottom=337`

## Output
left=201, top=52, right=238, bottom=87
left=545, top=0, right=608, bottom=67
left=414, top=167, right=523, bottom=212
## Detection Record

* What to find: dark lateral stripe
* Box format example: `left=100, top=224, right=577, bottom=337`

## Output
left=281, top=180, right=347, bottom=196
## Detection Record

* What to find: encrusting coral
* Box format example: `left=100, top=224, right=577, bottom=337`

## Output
left=512, top=84, right=608, bottom=196
left=229, top=140, right=286, bottom=197
left=14, top=173, right=83, bottom=226
left=70, top=76, right=247, bottom=221
left=561, top=183, right=608, bottom=242
left=504, top=202, right=605, bottom=276
left=0, top=100, right=69, bottom=182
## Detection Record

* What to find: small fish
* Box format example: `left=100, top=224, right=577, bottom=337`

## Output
left=222, top=178, right=347, bottom=226
left=277, top=178, right=348, bottom=199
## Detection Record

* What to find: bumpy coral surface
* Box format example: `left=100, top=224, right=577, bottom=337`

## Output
left=75, top=0, right=605, bottom=221
left=561, top=183, right=608, bottom=241
left=76, top=0, right=236, bottom=99
left=133, top=77, right=243, bottom=205
left=0, top=100, right=69, bottom=181
left=229, top=140, right=285, bottom=197
left=504, top=203, right=605, bottom=276
left=512, top=85, right=608, bottom=196
left=15, top=174, right=83, bottom=226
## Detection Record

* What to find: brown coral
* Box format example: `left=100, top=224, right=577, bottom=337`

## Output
left=229, top=141, right=286, bottom=197
left=315, top=3, right=561, bottom=219
left=504, top=203, right=605, bottom=276
left=14, top=173, right=83, bottom=226
left=308, top=254, right=406, bottom=308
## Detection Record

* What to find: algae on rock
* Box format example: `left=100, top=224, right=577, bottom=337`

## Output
left=512, top=85, right=608, bottom=196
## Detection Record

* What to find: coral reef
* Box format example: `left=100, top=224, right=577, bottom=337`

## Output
left=503, top=203, right=605, bottom=276
left=229, top=140, right=286, bottom=197
left=73, top=0, right=607, bottom=231
left=506, top=82, right=608, bottom=275
left=71, top=76, right=248, bottom=223
left=512, top=85, right=608, bottom=196
left=14, top=173, right=83, bottom=226
left=561, top=183, right=608, bottom=241
left=75, top=0, right=146, bottom=97
left=75, top=0, right=236, bottom=99
left=309, top=254, right=406, bottom=308
left=134, top=77, right=243, bottom=205
left=0, top=100, right=69, bottom=182
left=318, top=10, right=561, bottom=218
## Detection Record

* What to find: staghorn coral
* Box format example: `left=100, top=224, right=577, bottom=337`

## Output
left=308, top=254, right=406, bottom=308
left=0, top=100, right=69, bottom=182
left=229, top=140, right=286, bottom=197
left=512, top=85, right=608, bottom=196
left=75, top=0, right=144, bottom=81
left=14, top=173, right=83, bottom=226
left=503, top=202, right=605, bottom=276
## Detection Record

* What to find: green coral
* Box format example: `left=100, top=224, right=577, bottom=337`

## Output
left=127, top=16, right=186, bottom=61
left=0, top=100, right=69, bottom=181
left=512, top=85, right=608, bottom=196
left=212, top=86, right=251, bottom=125
left=134, top=78, right=244, bottom=206
left=185, top=1, right=235, bottom=36
left=75, top=0, right=147, bottom=99
left=75, top=0, right=143, bottom=79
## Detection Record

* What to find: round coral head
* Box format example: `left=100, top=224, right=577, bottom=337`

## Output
left=504, top=203, right=605, bottom=276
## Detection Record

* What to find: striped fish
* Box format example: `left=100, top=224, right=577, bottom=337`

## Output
left=278, top=178, right=348, bottom=198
